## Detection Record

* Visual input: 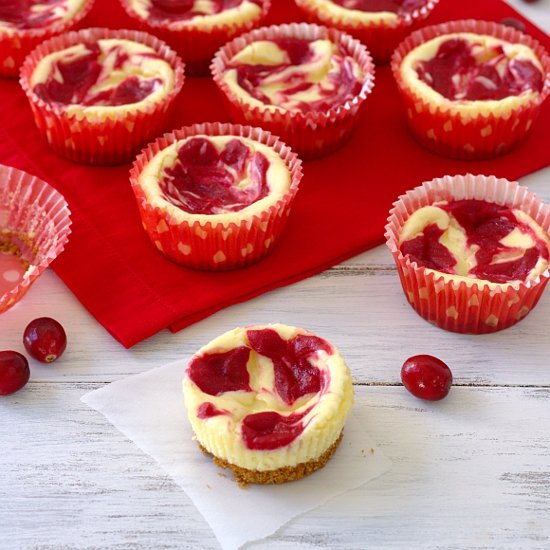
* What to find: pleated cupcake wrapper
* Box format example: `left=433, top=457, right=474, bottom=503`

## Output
left=0, top=164, right=71, bottom=313
left=129, top=122, right=303, bottom=271
left=119, top=0, right=271, bottom=76
left=391, top=19, right=550, bottom=160
left=211, top=23, right=375, bottom=160
left=19, top=28, right=185, bottom=165
left=294, top=0, right=439, bottom=64
left=0, top=0, right=94, bottom=78
left=384, top=174, right=550, bottom=334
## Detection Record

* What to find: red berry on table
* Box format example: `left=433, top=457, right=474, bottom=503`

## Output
left=401, top=355, right=452, bottom=401
left=499, top=17, right=526, bottom=33
left=23, top=317, right=67, bottom=363
left=0, top=351, right=30, bottom=395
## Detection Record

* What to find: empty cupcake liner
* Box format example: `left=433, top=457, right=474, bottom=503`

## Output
left=385, top=174, right=550, bottom=334
left=0, top=164, right=71, bottom=313
left=129, top=122, right=303, bottom=271
left=391, top=20, right=550, bottom=160
left=119, top=0, right=271, bottom=76
left=19, top=27, right=185, bottom=165
left=211, top=23, right=375, bottom=160
left=0, top=0, right=94, bottom=78
left=294, top=0, right=440, bottom=64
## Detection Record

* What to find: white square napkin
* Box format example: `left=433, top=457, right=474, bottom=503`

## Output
left=81, top=360, right=392, bottom=550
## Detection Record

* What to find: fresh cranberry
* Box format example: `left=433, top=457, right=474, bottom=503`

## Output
left=0, top=351, right=30, bottom=395
left=499, top=17, right=526, bottom=33
left=23, top=317, right=67, bottom=363
left=401, top=355, right=452, bottom=401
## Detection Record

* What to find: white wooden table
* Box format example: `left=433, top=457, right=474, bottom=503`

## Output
left=1, top=2, right=550, bottom=548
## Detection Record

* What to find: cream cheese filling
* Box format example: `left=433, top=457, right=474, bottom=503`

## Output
left=127, top=0, right=262, bottom=30
left=0, top=0, right=87, bottom=33
left=30, top=38, right=175, bottom=120
left=298, top=0, right=402, bottom=26
left=138, top=135, right=292, bottom=225
left=221, top=38, right=364, bottom=113
left=399, top=202, right=550, bottom=290
left=400, top=33, right=545, bottom=119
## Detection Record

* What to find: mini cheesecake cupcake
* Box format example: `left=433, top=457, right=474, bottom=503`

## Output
left=183, top=323, right=354, bottom=486
left=392, top=20, right=550, bottom=159
left=129, top=122, right=302, bottom=270
left=385, top=174, right=550, bottom=334
left=119, top=0, right=270, bottom=75
left=211, top=23, right=375, bottom=159
left=294, top=0, right=439, bottom=65
left=20, top=27, right=185, bottom=165
left=0, top=0, right=94, bottom=78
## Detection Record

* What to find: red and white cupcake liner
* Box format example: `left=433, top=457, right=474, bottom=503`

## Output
left=119, top=0, right=271, bottom=76
left=0, top=0, right=94, bottom=78
left=211, top=23, right=375, bottom=160
left=129, top=122, right=303, bottom=271
left=0, top=164, right=71, bottom=313
left=19, top=28, right=185, bottom=165
left=294, top=0, right=440, bottom=65
left=391, top=20, right=550, bottom=160
left=385, top=174, right=550, bottom=334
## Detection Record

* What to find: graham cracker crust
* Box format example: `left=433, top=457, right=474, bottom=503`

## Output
left=198, top=431, right=344, bottom=487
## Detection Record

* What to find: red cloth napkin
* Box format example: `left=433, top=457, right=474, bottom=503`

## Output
left=1, top=0, right=549, bottom=348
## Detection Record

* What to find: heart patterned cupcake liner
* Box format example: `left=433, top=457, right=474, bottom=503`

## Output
left=385, top=174, right=550, bottom=334
left=20, top=27, right=185, bottom=165
left=391, top=19, right=550, bottom=160
left=211, top=23, right=375, bottom=160
left=129, top=122, right=303, bottom=271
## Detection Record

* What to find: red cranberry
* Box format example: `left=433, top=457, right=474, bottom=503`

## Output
left=401, top=355, right=452, bottom=401
left=23, top=317, right=67, bottom=363
left=0, top=351, right=30, bottom=395
left=499, top=17, right=526, bottom=33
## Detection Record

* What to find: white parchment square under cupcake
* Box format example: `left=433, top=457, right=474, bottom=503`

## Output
left=81, top=359, right=392, bottom=550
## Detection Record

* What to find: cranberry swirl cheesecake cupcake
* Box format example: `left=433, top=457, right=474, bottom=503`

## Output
left=212, top=23, right=375, bottom=159
left=294, top=0, right=439, bottom=64
left=20, top=28, right=184, bottom=164
left=385, top=174, right=550, bottom=334
left=183, top=324, right=354, bottom=486
left=0, top=0, right=94, bottom=78
left=119, top=0, right=270, bottom=75
left=129, top=122, right=302, bottom=270
left=391, top=20, right=550, bottom=159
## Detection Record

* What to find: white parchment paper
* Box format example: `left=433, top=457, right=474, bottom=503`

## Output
left=81, top=360, right=392, bottom=550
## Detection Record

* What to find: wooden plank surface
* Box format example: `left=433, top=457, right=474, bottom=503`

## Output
left=1, top=1, right=550, bottom=548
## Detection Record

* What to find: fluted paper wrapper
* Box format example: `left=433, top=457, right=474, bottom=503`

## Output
left=0, top=0, right=94, bottom=78
left=385, top=174, right=550, bottom=334
left=119, top=0, right=271, bottom=76
left=211, top=23, right=375, bottom=160
left=391, top=20, right=550, bottom=159
left=294, top=0, right=439, bottom=64
left=130, top=122, right=303, bottom=271
left=19, top=28, right=185, bottom=165
left=0, top=165, right=71, bottom=313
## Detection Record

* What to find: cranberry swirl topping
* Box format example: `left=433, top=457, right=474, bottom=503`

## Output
left=415, top=37, right=544, bottom=101
left=400, top=199, right=550, bottom=284
left=160, top=137, right=271, bottom=215
left=33, top=41, right=168, bottom=107
left=0, top=0, right=76, bottom=30
left=228, top=37, right=364, bottom=113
